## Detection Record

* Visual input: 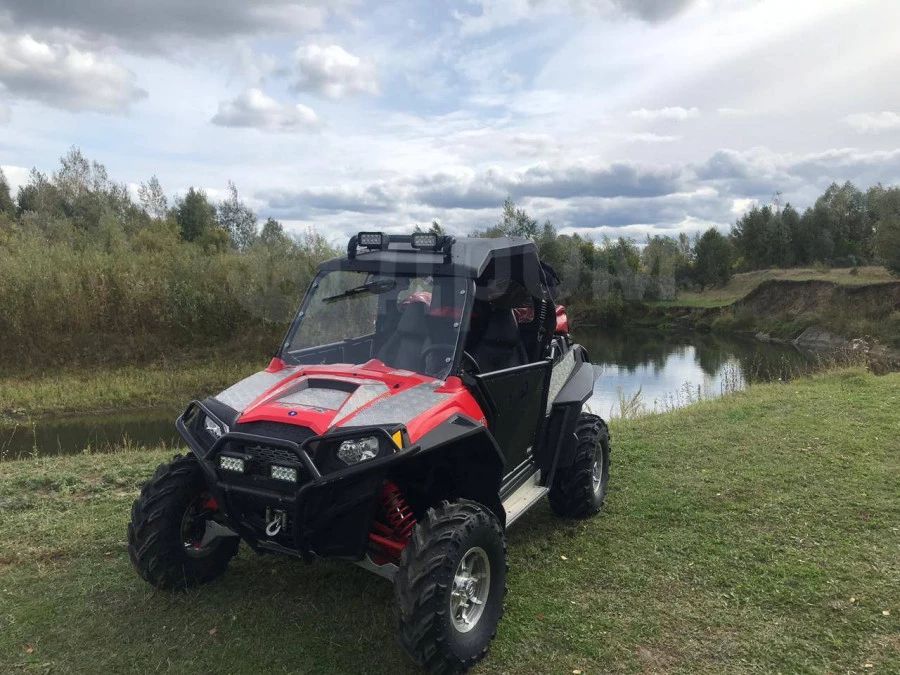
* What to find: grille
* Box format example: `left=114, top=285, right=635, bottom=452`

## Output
left=238, top=445, right=297, bottom=479
left=247, top=444, right=300, bottom=466
left=233, top=421, right=315, bottom=445
left=229, top=421, right=315, bottom=480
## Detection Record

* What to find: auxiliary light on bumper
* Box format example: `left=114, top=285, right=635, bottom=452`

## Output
left=270, top=465, right=298, bottom=482
left=219, top=455, right=245, bottom=473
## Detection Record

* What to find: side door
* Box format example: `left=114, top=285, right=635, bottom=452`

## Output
left=473, top=361, right=551, bottom=476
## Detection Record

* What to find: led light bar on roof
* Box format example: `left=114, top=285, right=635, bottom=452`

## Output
left=357, top=232, right=385, bottom=248
left=411, top=233, right=438, bottom=249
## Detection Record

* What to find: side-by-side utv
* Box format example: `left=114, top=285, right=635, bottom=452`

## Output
left=127, top=232, right=610, bottom=674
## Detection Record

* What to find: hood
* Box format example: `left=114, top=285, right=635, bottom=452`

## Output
left=214, top=358, right=459, bottom=437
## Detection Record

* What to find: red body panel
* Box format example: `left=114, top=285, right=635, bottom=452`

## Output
left=229, top=359, right=484, bottom=443
left=405, top=376, right=485, bottom=441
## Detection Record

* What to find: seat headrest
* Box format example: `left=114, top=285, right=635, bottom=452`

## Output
left=482, top=309, right=520, bottom=345
left=397, top=301, right=429, bottom=335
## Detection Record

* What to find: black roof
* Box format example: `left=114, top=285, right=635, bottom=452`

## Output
left=318, top=236, right=541, bottom=279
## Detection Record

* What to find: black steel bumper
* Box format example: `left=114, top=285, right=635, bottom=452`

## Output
left=176, top=401, right=401, bottom=562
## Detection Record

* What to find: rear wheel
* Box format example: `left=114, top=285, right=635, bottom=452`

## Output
left=548, top=412, right=610, bottom=519
left=394, top=500, right=507, bottom=674
left=127, top=454, right=239, bottom=590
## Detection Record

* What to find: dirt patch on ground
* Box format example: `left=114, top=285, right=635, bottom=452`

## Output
left=636, top=645, right=679, bottom=673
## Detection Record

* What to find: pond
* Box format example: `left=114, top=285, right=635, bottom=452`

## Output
left=1, top=407, right=182, bottom=461
left=2, top=331, right=817, bottom=459
left=580, top=329, right=816, bottom=419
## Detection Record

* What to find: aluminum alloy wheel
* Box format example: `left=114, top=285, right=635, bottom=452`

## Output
left=591, top=444, right=603, bottom=494
left=449, top=546, right=491, bottom=633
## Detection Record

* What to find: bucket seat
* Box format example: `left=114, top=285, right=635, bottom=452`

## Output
left=472, top=308, right=528, bottom=372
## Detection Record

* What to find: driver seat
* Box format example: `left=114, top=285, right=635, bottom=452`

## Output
left=375, top=302, right=431, bottom=372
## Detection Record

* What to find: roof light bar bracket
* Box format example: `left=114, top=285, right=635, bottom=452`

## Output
left=348, top=232, right=455, bottom=263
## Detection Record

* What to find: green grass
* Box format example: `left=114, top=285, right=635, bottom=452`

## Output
left=0, top=358, right=262, bottom=423
left=662, top=266, right=895, bottom=308
left=1, top=370, right=898, bottom=673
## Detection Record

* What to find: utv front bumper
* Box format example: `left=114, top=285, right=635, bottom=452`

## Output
left=176, top=400, right=399, bottom=562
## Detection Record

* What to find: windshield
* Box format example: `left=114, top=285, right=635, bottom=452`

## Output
left=280, top=270, right=471, bottom=379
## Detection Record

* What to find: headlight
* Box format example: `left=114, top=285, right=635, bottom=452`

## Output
left=204, top=416, right=228, bottom=440
left=337, top=436, right=380, bottom=465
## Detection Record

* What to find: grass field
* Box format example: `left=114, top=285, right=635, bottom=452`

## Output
left=0, top=358, right=262, bottom=423
left=651, top=266, right=895, bottom=309
left=1, top=369, right=898, bottom=673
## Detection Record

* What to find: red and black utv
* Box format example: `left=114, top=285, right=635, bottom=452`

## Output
left=127, top=232, right=610, bottom=673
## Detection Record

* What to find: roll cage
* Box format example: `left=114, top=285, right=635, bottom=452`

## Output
left=279, top=233, right=561, bottom=378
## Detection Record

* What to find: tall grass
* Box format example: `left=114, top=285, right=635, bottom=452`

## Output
left=0, top=231, right=333, bottom=368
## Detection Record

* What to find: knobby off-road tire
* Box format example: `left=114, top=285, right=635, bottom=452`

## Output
left=548, top=412, right=611, bottom=519
left=394, top=500, right=508, bottom=674
left=127, top=454, right=239, bottom=590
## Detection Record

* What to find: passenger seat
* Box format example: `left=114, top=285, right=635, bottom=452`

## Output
left=376, top=302, right=432, bottom=371
left=472, top=309, right=528, bottom=372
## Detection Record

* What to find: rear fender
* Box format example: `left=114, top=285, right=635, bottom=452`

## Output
left=543, top=346, right=596, bottom=472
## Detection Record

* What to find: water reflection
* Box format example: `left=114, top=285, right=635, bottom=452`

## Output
left=578, top=329, right=813, bottom=419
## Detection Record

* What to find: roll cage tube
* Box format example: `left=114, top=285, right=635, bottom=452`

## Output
left=277, top=271, right=476, bottom=379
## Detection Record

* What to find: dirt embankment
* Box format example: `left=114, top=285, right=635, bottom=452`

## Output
left=725, top=279, right=900, bottom=354
left=736, top=279, right=900, bottom=318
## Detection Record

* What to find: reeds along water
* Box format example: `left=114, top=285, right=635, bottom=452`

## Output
left=0, top=231, right=334, bottom=367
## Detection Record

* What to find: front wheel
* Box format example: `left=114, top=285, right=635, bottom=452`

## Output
left=127, top=454, right=239, bottom=590
left=548, top=412, right=611, bottom=519
left=394, top=500, right=507, bottom=674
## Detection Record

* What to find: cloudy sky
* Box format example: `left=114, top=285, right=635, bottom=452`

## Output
left=0, top=0, right=899, bottom=242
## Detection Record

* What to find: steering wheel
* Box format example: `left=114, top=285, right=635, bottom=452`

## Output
left=421, top=343, right=456, bottom=377
left=460, top=351, right=481, bottom=374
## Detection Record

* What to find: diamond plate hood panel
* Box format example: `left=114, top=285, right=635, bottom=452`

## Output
left=211, top=360, right=485, bottom=442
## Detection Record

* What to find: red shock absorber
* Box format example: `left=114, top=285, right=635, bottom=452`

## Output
left=369, top=480, right=416, bottom=563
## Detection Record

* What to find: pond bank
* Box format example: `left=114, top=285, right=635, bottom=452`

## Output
left=608, top=278, right=900, bottom=363
left=0, top=358, right=261, bottom=424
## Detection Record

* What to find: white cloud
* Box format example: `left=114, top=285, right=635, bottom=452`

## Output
left=845, top=111, right=900, bottom=134
left=0, top=99, right=9, bottom=124
left=211, top=89, right=320, bottom=132
left=0, top=32, right=147, bottom=113
left=630, top=106, right=700, bottom=121
left=0, top=164, right=29, bottom=193
left=619, top=132, right=681, bottom=143
left=717, top=107, right=751, bottom=117
left=730, top=197, right=757, bottom=215
left=230, top=44, right=279, bottom=86
left=293, top=44, right=378, bottom=99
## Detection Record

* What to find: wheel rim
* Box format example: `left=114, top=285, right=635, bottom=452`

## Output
left=591, top=443, right=604, bottom=494
left=449, top=546, right=491, bottom=633
left=181, top=494, right=219, bottom=559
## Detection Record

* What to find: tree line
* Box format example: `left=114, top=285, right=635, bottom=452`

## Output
left=3, top=146, right=299, bottom=254
left=1, top=146, right=899, bottom=365
left=731, top=182, right=900, bottom=272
